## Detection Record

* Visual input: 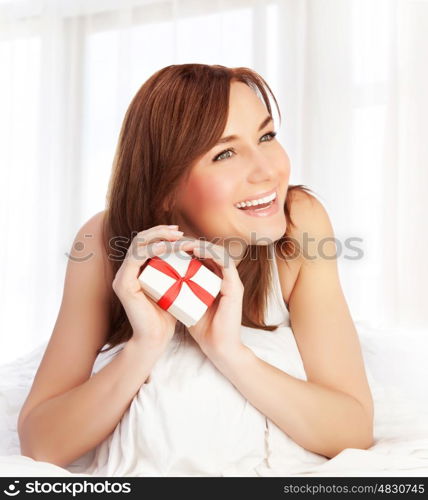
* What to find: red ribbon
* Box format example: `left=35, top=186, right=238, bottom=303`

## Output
left=147, top=256, right=217, bottom=311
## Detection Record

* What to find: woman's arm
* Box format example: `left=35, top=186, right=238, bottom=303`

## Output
left=19, top=338, right=164, bottom=468
left=207, top=193, right=374, bottom=458
left=18, top=212, right=164, bottom=468
left=209, top=347, right=373, bottom=459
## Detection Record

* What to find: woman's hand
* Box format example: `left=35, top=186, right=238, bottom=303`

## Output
left=187, top=241, right=245, bottom=360
left=112, top=224, right=196, bottom=351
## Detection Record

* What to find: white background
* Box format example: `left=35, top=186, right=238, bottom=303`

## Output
left=0, top=0, right=427, bottom=364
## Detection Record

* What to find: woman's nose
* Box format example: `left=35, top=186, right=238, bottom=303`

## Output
left=246, top=151, right=276, bottom=183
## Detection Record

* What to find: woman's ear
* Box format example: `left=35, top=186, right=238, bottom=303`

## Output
left=161, top=201, right=169, bottom=213
left=162, top=190, right=177, bottom=214
left=161, top=196, right=173, bottom=216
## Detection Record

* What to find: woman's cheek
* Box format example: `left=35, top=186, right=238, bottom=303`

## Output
left=192, top=176, right=234, bottom=213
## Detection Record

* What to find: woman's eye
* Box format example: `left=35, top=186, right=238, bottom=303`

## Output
left=212, top=131, right=277, bottom=162
left=213, top=148, right=235, bottom=162
left=261, top=131, right=277, bottom=142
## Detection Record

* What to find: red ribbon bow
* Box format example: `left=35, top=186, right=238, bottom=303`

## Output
left=147, top=256, right=217, bottom=311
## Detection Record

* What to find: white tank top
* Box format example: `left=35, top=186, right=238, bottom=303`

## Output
left=72, top=247, right=325, bottom=477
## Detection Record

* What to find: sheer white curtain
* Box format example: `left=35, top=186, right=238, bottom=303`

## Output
left=0, top=0, right=427, bottom=364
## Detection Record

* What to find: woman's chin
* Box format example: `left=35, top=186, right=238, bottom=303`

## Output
left=244, top=221, right=287, bottom=245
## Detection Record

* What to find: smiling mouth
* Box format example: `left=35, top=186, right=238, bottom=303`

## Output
left=234, top=190, right=277, bottom=210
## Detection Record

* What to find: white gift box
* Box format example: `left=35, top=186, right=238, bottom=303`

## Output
left=138, top=249, right=223, bottom=327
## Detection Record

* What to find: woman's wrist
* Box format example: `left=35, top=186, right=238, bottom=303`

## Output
left=205, top=342, right=252, bottom=373
left=125, top=334, right=167, bottom=361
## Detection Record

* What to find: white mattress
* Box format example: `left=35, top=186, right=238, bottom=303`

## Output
left=1, top=320, right=427, bottom=477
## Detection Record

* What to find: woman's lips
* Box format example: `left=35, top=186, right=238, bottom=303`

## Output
left=236, top=193, right=279, bottom=217
left=234, top=186, right=277, bottom=206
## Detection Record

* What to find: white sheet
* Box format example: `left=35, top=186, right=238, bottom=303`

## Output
left=1, top=321, right=427, bottom=477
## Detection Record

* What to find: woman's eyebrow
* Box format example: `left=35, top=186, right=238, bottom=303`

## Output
left=215, top=115, right=273, bottom=145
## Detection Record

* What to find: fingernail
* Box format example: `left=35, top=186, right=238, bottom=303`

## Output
left=171, top=230, right=183, bottom=236
left=168, top=225, right=179, bottom=228
left=153, top=241, right=166, bottom=249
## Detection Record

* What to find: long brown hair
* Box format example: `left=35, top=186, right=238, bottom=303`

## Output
left=99, top=63, right=314, bottom=355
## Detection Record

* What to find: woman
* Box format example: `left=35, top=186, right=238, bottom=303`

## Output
left=17, top=64, right=374, bottom=475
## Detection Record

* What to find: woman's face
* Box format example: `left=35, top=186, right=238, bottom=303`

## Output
left=174, top=81, right=291, bottom=259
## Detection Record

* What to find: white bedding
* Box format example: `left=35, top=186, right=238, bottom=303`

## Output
left=1, top=320, right=427, bottom=477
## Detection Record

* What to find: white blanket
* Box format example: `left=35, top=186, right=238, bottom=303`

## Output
left=1, top=321, right=427, bottom=477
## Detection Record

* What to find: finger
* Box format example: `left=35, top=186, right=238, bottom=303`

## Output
left=191, top=242, right=236, bottom=270
left=118, top=228, right=186, bottom=285
left=127, top=237, right=197, bottom=274
left=191, top=243, right=243, bottom=298
left=132, top=226, right=185, bottom=249
left=125, top=226, right=185, bottom=265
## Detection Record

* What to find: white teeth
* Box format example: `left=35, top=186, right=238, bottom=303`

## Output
left=235, top=191, right=276, bottom=209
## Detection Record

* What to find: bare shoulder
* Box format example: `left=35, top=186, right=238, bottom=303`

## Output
left=17, top=210, right=113, bottom=433
left=70, top=210, right=113, bottom=283
left=287, top=189, right=333, bottom=244
left=290, top=188, right=336, bottom=268
left=276, top=189, right=335, bottom=306
left=280, top=192, right=374, bottom=430
left=85, top=209, right=106, bottom=230
left=71, top=209, right=106, bottom=252
left=77, top=209, right=107, bottom=251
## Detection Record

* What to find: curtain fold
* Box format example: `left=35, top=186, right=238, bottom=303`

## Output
left=0, top=0, right=427, bottom=363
